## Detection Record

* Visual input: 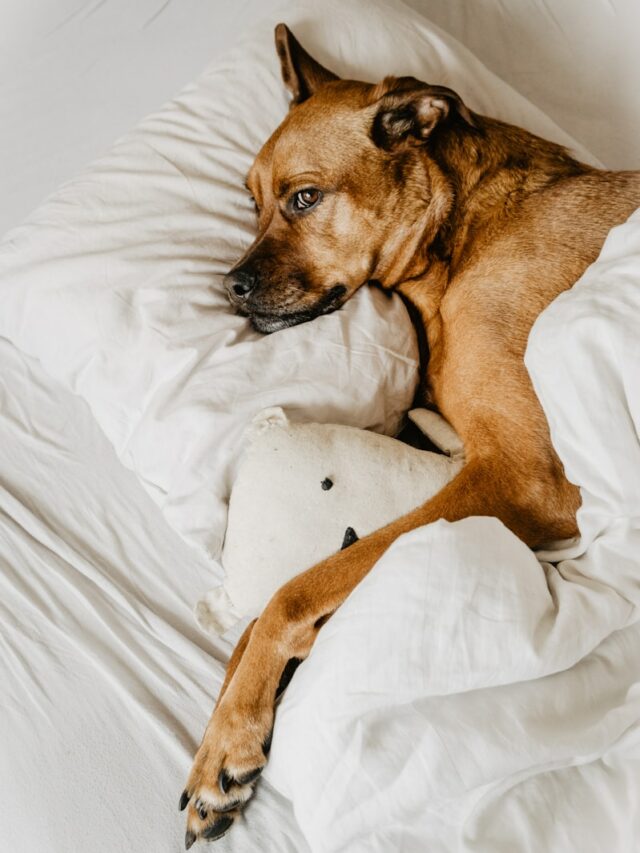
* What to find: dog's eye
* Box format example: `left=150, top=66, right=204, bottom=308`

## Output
left=292, top=188, right=322, bottom=212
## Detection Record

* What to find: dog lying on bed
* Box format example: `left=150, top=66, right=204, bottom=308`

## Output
left=180, top=24, right=640, bottom=845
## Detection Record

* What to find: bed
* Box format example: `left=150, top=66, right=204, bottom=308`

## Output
left=1, top=2, right=639, bottom=852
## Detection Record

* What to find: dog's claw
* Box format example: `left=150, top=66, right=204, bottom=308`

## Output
left=179, top=790, right=190, bottom=812
left=185, top=829, right=196, bottom=850
left=237, top=767, right=262, bottom=786
left=203, top=815, right=234, bottom=840
left=218, top=768, right=233, bottom=794
left=184, top=692, right=274, bottom=842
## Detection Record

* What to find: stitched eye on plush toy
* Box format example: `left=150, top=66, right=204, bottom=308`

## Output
left=321, top=477, right=333, bottom=490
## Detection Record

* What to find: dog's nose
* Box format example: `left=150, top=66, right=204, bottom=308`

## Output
left=226, top=268, right=257, bottom=299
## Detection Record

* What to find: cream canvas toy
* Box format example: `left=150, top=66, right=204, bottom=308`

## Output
left=196, top=407, right=464, bottom=636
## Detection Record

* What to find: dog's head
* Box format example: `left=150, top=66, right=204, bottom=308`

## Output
left=226, top=24, right=476, bottom=333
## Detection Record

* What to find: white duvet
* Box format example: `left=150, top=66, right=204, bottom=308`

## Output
left=264, top=210, right=640, bottom=851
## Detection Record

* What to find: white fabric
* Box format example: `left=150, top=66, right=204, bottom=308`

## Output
left=0, top=338, right=309, bottom=853
left=0, top=0, right=277, bottom=236
left=1, top=0, right=636, bottom=238
left=197, top=407, right=462, bottom=635
left=2, top=2, right=638, bottom=852
left=405, top=0, right=640, bottom=171
left=264, top=208, right=640, bottom=852
left=3, top=0, right=451, bottom=557
left=0, top=0, right=599, bottom=560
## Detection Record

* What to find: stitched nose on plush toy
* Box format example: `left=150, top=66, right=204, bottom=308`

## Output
left=341, top=527, right=359, bottom=549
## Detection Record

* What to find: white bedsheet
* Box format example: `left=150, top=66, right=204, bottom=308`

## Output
left=406, top=0, right=640, bottom=170
left=0, top=338, right=308, bottom=852
left=2, top=0, right=638, bottom=235
left=2, top=1, right=639, bottom=852
left=0, top=0, right=275, bottom=235
left=264, top=209, right=640, bottom=851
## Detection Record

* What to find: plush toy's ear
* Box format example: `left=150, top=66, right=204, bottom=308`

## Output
left=408, top=408, right=464, bottom=460
left=370, top=76, right=475, bottom=150
left=246, top=406, right=290, bottom=442
left=275, top=23, right=340, bottom=105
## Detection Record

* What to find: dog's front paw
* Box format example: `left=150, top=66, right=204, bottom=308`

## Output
left=181, top=699, right=273, bottom=847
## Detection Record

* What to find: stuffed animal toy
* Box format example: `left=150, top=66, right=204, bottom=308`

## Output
left=195, top=407, right=464, bottom=636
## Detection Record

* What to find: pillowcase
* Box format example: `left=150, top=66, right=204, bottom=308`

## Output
left=0, top=0, right=594, bottom=557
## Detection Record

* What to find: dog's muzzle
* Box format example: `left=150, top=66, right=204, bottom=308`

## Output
left=224, top=272, right=348, bottom=334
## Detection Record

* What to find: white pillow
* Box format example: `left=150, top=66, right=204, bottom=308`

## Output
left=0, top=0, right=593, bottom=557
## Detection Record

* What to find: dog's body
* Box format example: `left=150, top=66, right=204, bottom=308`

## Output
left=181, top=26, right=640, bottom=845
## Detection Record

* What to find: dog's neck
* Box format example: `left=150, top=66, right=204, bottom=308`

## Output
left=391, top=116, right=590, bottom=320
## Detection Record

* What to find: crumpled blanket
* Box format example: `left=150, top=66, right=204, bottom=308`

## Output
left=264, top=208, right=640, bottom=852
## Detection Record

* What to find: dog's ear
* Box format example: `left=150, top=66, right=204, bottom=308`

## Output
left=371, top=76, right=475, bottom=150
left=275, top=23, right=339, bottom=105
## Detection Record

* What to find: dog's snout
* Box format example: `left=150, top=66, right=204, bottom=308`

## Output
left=227, top=268, right=257, bottom=299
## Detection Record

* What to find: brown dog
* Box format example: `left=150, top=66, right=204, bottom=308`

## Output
left=180, top=24, right=640, bottom=846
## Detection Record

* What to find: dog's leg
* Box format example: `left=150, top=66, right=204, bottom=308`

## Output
left=179, top=619, right=256, bottom=847
left=182, top=458, right=539, bottom=842
left=217, top=618, right=257, bottom=703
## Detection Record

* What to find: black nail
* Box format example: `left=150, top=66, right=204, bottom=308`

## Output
left=185, top=830, right=196, bottom=850
left=203, top=816, right=234, bottom=840
left=218, top=768, right=233, bottom=794
left=179, top=790, right=190, bottom=812
left=198, top=805, right=207, bottom=820
left=237, top=767, right=263, bottom=786
left=321, top=477, right=333, bottom=490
